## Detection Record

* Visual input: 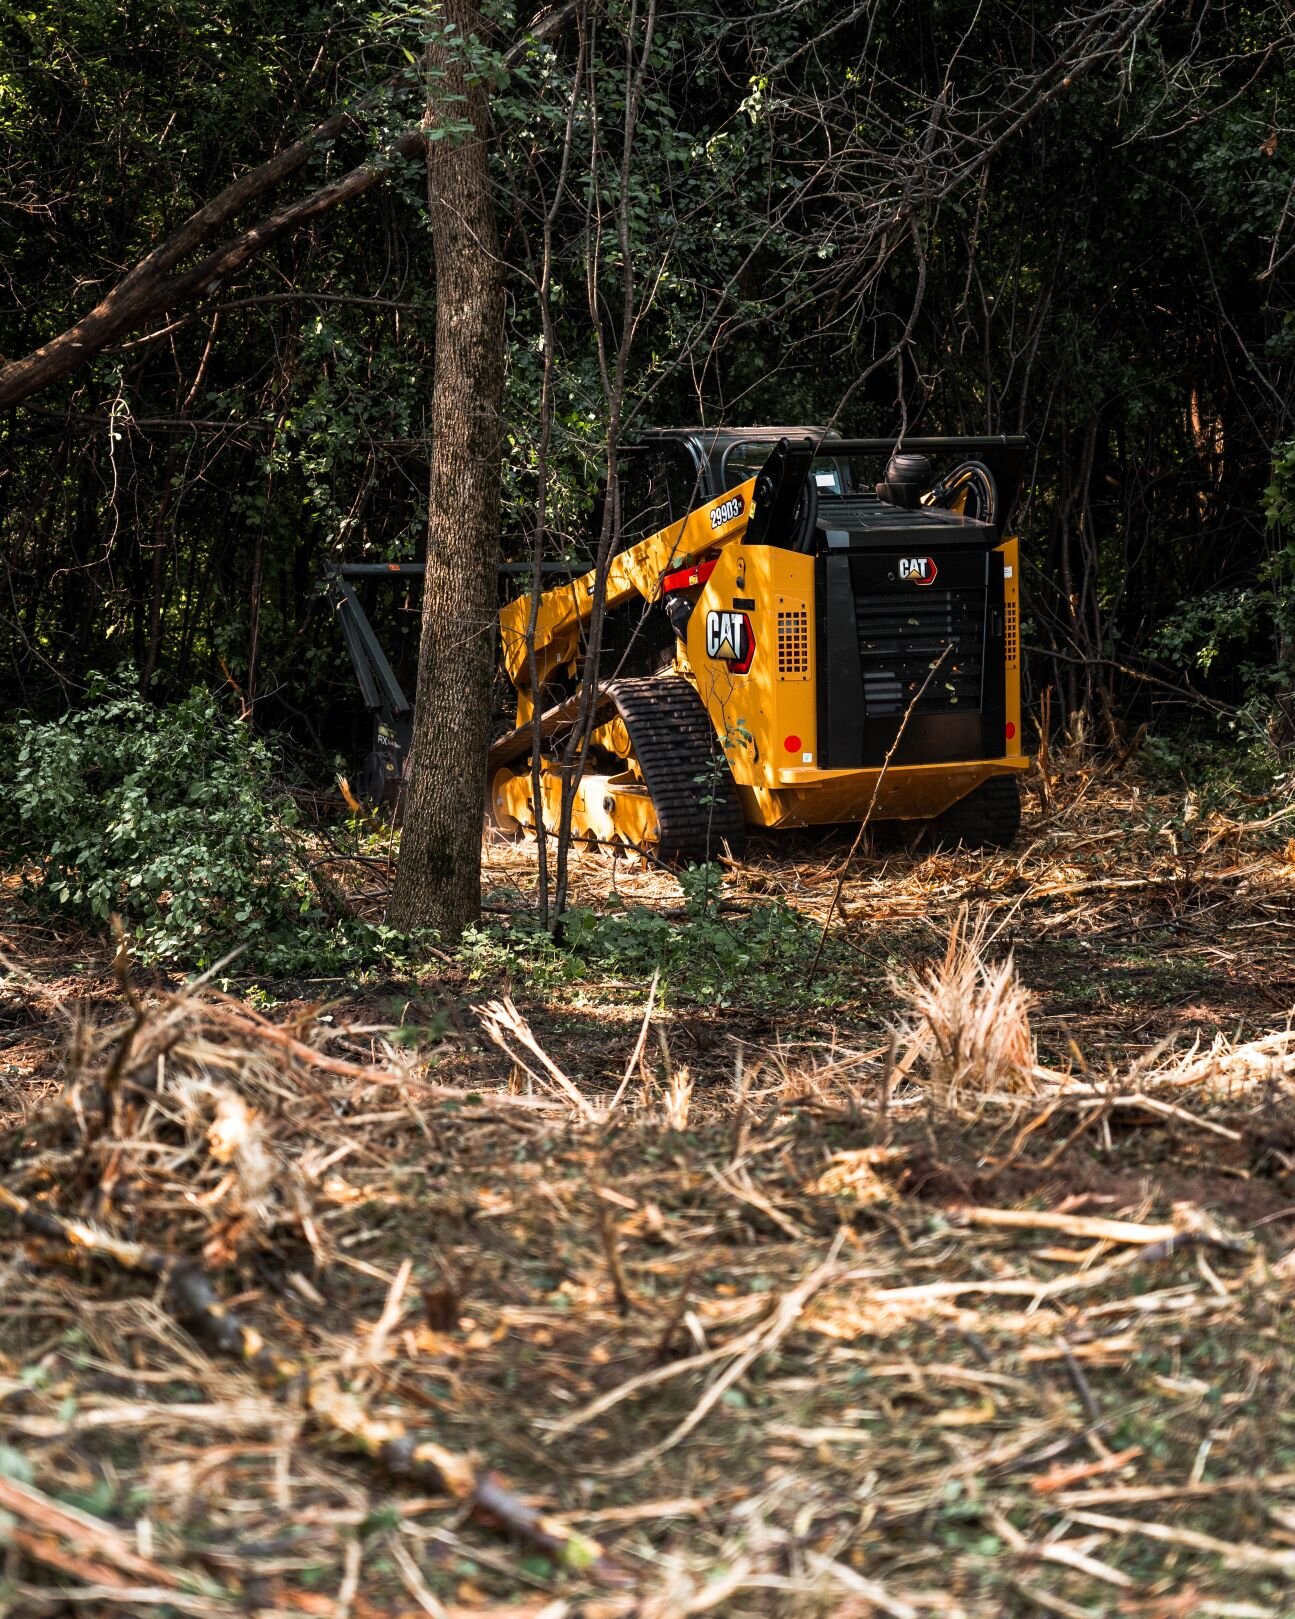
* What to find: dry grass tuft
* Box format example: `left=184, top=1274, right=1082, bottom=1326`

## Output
left=661, top=1064, right=694, bottom=1130
left=893, top=907, right=1038, bottom=1114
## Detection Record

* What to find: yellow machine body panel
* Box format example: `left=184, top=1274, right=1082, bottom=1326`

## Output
left=674, top=532, right=1027, bottom=829
left=1001, top=534, right=1024, bottom=761
left=682, top=542, right=819, bottom=782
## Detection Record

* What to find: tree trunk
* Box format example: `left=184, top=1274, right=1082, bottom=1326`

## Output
left=388, top=0, right=504, bottom=938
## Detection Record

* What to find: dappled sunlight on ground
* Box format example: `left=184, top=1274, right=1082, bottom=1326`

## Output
left=3, top=760, right=1295, bottom=1613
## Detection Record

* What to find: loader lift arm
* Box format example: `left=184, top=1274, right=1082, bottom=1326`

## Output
left=326, top=437, right=805, bottom=797
left=496, top=473, right=759, bottom=700
left=488, top=440, right=814, bottom=778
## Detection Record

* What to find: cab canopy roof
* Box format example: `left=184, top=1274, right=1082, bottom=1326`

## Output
left=627, top=428, right=1029, bottom=527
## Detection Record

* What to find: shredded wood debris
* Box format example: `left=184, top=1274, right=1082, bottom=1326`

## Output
left=4, top=766, right=1295, bottom=1613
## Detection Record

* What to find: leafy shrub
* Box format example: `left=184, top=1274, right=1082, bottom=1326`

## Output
left=1145, top=441, right=1295, bottom=723
left=1138, top=706, right=1294, bottom=804
left=1149, top=586, right=1274, bottom=684
left=2, top=681, right=319, bottom=967
left=568, top=899, right=826, bottom=1008
left=1265, top=438, right=1295, bottom=531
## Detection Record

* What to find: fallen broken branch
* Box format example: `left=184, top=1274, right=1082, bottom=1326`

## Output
left=955, top=1207, right=1181, bottom=1245
left=0, top=1183, right=612, bottom=1579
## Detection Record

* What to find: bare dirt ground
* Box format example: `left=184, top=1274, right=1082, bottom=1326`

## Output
left=3, top=762, right=1295, bottom=1617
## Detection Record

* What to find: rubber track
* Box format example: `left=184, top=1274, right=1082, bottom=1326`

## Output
left=933, top=774, right=1021, bottom=850
left=606, top=676, right=746, bottom=864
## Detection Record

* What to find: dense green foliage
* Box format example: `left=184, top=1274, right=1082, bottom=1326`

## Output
left=0, top=683, right=432, bottom=971
left=0, top=678, right=834, bottom=995
left=1, top=683, right=324, bottom=962
left=1, top=1, right=1293, bottom=753
left=461, top=863, right=844, bottom=1009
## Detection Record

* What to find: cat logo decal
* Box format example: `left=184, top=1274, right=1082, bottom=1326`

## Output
left=898, top=556, right=938, bottom=586
left=704, top=609, right=755, bottom=674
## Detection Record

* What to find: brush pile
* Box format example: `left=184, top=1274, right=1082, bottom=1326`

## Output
left=4, top=767, right=1295, bottom=1615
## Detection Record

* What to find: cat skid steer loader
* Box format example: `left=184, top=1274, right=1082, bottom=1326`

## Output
left=485, top=429, right=1030, bottom=861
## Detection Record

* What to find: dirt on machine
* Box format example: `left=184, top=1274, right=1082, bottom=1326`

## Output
left=331, top=428, right=1031, bottom=863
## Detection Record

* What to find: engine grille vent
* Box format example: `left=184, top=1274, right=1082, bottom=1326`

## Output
left=854, top=588, right=984, bottom=716
left=777, top=605, right=810, bottom=679
left=1004, top=599, right=1019, bottom=669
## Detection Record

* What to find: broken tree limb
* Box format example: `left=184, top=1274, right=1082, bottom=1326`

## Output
left=0, top=1473, right=190, bottom=1592
left=0, top=108, right=424, bottom=411
left=473, top=996, right=599, bottom=1120
left=0, top=3, right=579, bottom=410
left=1061, top=1508, right=1295, bottom=1575
left=954, top=1207, right=1181, bottom=1245
left=0, top=1183, right=612, bottom=1579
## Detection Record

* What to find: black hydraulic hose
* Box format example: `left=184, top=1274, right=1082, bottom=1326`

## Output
left=928, top=460, right=998, bottom=526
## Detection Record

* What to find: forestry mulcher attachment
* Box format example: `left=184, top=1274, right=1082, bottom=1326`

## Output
left=486, top=429, right=1030, bottom=862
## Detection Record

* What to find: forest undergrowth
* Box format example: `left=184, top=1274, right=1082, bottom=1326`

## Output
left=3, top=756, right=1295, bottom=1616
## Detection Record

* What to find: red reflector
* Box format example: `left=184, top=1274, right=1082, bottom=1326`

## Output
left=784, top=734, right=802, bottom=753
left=1005, top=721, right=1017, bottom=740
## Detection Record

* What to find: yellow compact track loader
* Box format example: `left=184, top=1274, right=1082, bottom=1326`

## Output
left=487, top=429, right=1030, bottom=862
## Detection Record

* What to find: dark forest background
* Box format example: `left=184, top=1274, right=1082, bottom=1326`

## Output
left=3, top=0, right=1293, bottom=777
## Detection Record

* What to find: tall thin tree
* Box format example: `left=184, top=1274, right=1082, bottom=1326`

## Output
left=389, top=0, right=506, bottom=937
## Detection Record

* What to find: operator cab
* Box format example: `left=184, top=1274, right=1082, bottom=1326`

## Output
left=622, top=426, right=1024, bottom=552
left=621, top=427, right=852, bottom=548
